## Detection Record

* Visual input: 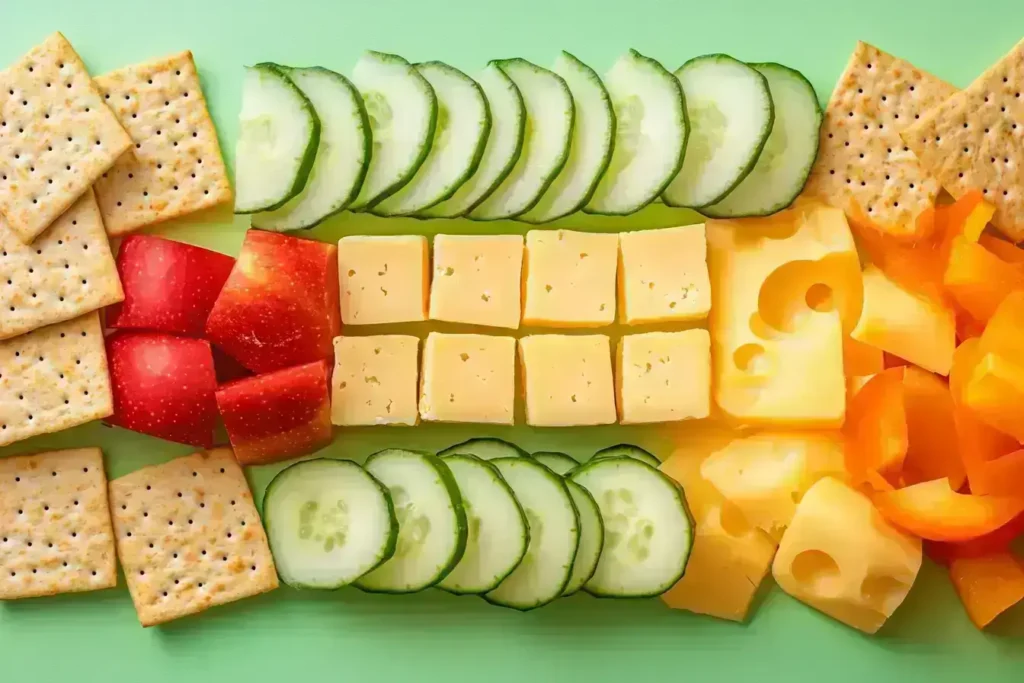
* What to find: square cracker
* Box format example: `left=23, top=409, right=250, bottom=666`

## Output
left=0, top=312, right=112, bottom=448
left=0, top=188, right=123, bottom=340
left=0, top=447, right=117, bottom=599
left=902, top=38, right=1024, bottom=241
left=93, top=51, right=232, bottom=236
left=804, top=41, right=957, bottom=237
left=108, top=448, right=278, bottom=627
left=0, top=32, right=132, bottom=243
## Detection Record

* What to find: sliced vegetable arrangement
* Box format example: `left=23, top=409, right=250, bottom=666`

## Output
left=232, top=48, right=820, bottom=227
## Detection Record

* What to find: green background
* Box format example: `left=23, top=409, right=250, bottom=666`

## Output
left=2, top=0, right=1024, bottom=680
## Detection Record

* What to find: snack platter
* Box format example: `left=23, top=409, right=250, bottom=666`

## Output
left=3, top=1, right=1024, bottom=682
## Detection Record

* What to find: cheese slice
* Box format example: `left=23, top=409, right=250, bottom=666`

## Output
left=773, top=477, right=922, bottom=634
left=707, top=200, right=862, bottom=427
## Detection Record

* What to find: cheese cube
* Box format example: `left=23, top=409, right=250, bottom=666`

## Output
left=337, top=236, right=428, bottom=325
left=773, top=477, right=922, bottom=634
left=618, top=225, right=711, bottom=324
left=419, top=333, right=515, bottom=424
left=707, top=201, right=862, bottom=428
left=429, top=234, right=523, bottom=329
left=616, top=330, right=711, bottom=424
left=851, top=265, right=955, bottom=376
left=519, top=334, right=616, bottom=427
left=522, top=229, right=618, bottom=327
left=331, top=335, right=419, bottom=426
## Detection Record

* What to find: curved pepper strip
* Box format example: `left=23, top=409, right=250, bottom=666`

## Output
left=927, top=512, right=1024, bottom=565
left=948, top=552, right=1024, bottom=629
left=842, top=368, right=906, bottom=486
left=901, top=366, right=965, bottom=490
left=979, top=233, right=1024, bottom=265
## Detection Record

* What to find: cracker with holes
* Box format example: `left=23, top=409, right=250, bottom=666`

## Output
left=902, top=38, right=1024, bottom=242
left=93, top=51, right=232, bottom=236
left=804, top=41, right=957, bottom=238
left=108, top=448, right=278, bottom=627
left=0, top=32, right=132, bottom=243
left=0, top=189, right=122, bottom=340
left=0, top=311, right=112, bottom=447
left=0, top=448, right=116, bottom=599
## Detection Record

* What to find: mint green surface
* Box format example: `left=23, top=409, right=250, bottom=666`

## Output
left=2, top=1, right=1024, bottom=681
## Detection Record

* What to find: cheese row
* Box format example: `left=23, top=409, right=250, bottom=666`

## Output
left=331, top=330, right=710, bottom=427
left=339, top=226, right=710, bottom=329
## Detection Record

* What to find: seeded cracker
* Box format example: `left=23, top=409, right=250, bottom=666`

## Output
left=93, top=51, right=232, bottom=236
left=0, top=32, right=132, bottom=243
left=109, top=448, right=278, bottom=627
left=0, top=189, right=123, bottom=340
left=804, top=41, right=956, bottom=238
left=0, top=312, right=112, bottom=447
left=902, top=38, right=1024, bottom=242
left=0, top=448, right=117, bottom=599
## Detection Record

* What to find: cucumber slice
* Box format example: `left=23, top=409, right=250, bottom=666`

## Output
left=234, top=63, right=320, bottom=214
left=372, top=62, right=490, bottom=216
left=592, top=444, right=660, bottom=468
left=583, top=49, right=687, bottom=215
left=438, top=437, right=528, bottom=461
left=571, top=457, right=693, bottom=598
left=348, top=51, right=437, bottom=211
left=484, top=458, right=580, bottom=610
left=662, top=54, right=774, bottom=208
left=701, top=63, right=823, bottom=218
left=418, top=64, right=525, bottom=218
left=519, top=52, right=615, bottom=223
left=436, top=455, right=529, bottom=594
left=251, top=67, right=370, bottom=230
left=532, top=451, right=579, bottom=476
left=562, top=480, right=604, bottom=595
left=263, top=459, right=397, bottom=590
left=353, top=449, right=467, bottom=593
left=468, top=59, right=574, bottom=221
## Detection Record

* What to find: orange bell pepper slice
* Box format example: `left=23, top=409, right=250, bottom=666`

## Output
left=944, top=236, right=1024, bottom=323
left=871, top=477, right=1024, bottom=542
left=843, top=368, right=907, bottom=486
left=901, top=366, right=965, bottom=490
left=978, top=290, right=1024, bottom=358
left=927, top=512, right=1024, bottom=565
left=979, top=233, right=1024, bottom=265
left=949, top=552, right=1024, bottom=629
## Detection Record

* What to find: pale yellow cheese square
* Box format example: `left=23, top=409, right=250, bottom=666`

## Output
left=518, top=334, right=616, bottom=427
left=522, top=229, right=618, bottom=327
left=616, top=330, right=711, bottom=424
left=419, top=332, right=515, bottom=424
left=619, top=225, right=711, bottom=324
left=429, top=234, right=523, bottom=329
left=332, top=335, right=419, bottom=426
left=338, top=235, right=429, bottom=325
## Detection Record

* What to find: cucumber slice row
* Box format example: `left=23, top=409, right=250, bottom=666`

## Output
left=234, top=62, right=320, bottom=214
left=469, top=59, right=574, bottom=221
left=592, top=443, right=660, bottom=468
left=439, top=437, right=529, bottom=460
left=662, top=54, right=774, bottom=208
left=701, top=63, right=822, bottom=218
left=354, top=449, right=468, bottom=594
left=570, top=456, right=694, bottom=598
left=263, top=459, right=397, bottom=590
left=372, top=62, right=491, bottom=216
left=251, top=66, right=370, bottom=230
left=562, top=480, right=604, bottom=595
left=532, top=451, right=580, bottom=476
left=348, top=51, right=437, bottom=211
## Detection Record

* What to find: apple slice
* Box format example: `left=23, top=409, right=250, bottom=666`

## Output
left=206, top=230, right=341, bottom=373
left=106, top=332, right=218, bottom=447
left=107, top=235, right=236, bottom=337
left=215, top=359, right=333, bottom=466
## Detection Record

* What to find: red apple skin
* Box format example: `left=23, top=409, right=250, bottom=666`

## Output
left=205, top=230, right=341, bottom=374
left=215, top=359, right=333, bottom=466
left=107, top=235, right=236, bottom=337
left=106, top=332, right=218, bottom=448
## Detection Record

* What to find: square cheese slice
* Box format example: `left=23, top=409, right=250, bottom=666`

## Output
left=616, top=330, right=711, bottom=424
left=429, top=234, right=523, bottom=329
left=619, top=225, right=711, bottom=324
left=338, top=235, right=428, bottom=325
left=332, top=335, right=419, bottom=426
left=522, top=229, right=618, bottom=327
left=419, top=332, right=515, bottom=424
left=519, top=334, right=616, bottom=427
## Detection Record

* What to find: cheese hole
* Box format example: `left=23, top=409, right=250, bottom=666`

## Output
left=790, top=549, right=841, bottom=592
left=805, top=284, right=834, bottom=312
left=861, top=574, right=908, bottom=612
left=718, top=501, right=755, bottom=538
left=733, top=344, right=767, bottom=374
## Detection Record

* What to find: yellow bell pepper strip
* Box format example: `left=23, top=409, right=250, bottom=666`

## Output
left=944, top=236, right=1024, bottom=324
left=842, top=368, right=907, bottom=486
left=963, top=352, right=1024, bottom=443
left=949, top=552, right=1024, bottom=629
left=978, top=290, right=1024, bottom=358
